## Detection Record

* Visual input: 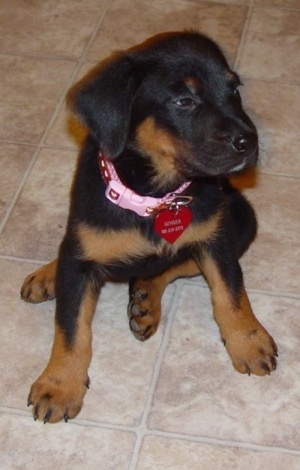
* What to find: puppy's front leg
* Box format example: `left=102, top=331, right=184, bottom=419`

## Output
left=199, top=249, right=278, bottom=376
left=28, top=240, right=101, bottom=423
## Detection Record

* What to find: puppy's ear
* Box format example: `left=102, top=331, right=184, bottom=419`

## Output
left=67, top=54, right=140, bottom=159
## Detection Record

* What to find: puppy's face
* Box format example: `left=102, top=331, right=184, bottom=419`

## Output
left=129, top=34, right=258, bottom=181
left=69, top=32, right=258, bottom=184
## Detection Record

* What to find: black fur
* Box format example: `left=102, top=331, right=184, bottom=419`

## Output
left=56, top=31, right=259, bottom=343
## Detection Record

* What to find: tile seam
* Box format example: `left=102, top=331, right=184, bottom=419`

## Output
left=141, top=429, right=300, bottom=457
left=2, top=407, right=299, bottom=458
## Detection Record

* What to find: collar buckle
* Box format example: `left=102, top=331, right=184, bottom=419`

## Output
left=99, top=152, right=192, bottom=217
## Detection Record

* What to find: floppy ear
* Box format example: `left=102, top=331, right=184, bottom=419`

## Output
left=67, top=54, right=140, bottom=159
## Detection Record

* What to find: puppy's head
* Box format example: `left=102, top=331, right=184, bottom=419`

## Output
left=68, top=31, right=258, bottom=185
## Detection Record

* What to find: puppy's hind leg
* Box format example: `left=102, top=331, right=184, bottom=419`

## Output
left=21, top=259, right=57, bottom=303
left=128, top=258, right=200, bottom=341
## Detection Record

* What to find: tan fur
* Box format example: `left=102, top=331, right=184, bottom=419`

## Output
left=21, top=259, right=57, bottom=303
left=77, top=209, right=222, bottom=266
left=135, top=117, right=187, bottom=189
left=28, top=281, right=98, bottom=423
left=184, top=76, right=202, bottom=92
left=173, top=209, right=222, bottom=248
left=21, top=212, right=222, bottom=304
left=77, top=225, right=156, bottom=264
left=200, top=253, right=277, bottom=376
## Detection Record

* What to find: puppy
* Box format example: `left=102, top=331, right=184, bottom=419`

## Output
left=21, top=31, right=277, bottom=423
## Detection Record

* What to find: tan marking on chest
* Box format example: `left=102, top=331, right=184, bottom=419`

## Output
left=173, top=208, right=222, bottom=248
left=77, top=209, right=222, bottom=265
left=77, top=225, right=157, bottom=264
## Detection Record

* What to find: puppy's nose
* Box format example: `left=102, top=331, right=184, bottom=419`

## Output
left=231, top=133, right=257, bottom=154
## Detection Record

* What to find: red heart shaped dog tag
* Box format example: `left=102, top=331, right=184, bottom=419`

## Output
left=154, top=207, right=192, bottom=243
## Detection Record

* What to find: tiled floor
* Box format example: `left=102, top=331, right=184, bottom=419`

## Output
left=0, top=0, right=299, bottom=468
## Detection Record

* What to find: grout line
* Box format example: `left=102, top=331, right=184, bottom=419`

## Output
left=128, top=283, right=183, bottom=470
left=142, top=429, right=300, bottom=457
left=0, top=51, right=84, bottom=62
left=0, top=255, right=49, bottom=265
left=0, top=50, right=100, bottom=65
left=183, top=277, right=300, bottom=301
left=258, top=170, right=300, bottom=179
left=0, top=139, right=78, bottom=151
left=0, top=140, right=37, bottom=147
left=0, top=146, right=40, bottom=236
left=79, top=0, right=112, bottom=62
left=253, top=3, right=300, bottom=13
left=244, top=76, right=300, bottom=87
left=233, top=0, right=254, bottom=70
left=233, top=3, right=300, bottom=86
left=0, top=406, right=139, bottom=434
left=247, top=288, right=300, bottom=301
left=0, top=78, right=75, bottom=236
left=2, top=406, right=300, bottom=458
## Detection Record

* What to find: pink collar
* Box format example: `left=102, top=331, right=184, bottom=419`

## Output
left=98, top=152, right=191, bottom=217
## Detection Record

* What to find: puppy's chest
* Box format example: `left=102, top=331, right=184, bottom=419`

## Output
left=77, top=207, right=222, bottom=265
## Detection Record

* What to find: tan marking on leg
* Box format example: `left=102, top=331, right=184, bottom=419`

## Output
left=160, top=258, right=201, bottom=282
left=28, top=281, right=98, bottom=423
left=201, top=254, right=278, bottom=376
left=21, top=259, right=57, bottom=303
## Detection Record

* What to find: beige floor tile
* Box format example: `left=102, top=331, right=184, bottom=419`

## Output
left=148, top=282, right=300, bottom=449
left=0, top=259, right=175, bottom=426
left=0, top=144, right=34, bottom=224
left=0, top=0, right=109, bottom=58
left=237, top=174, right=300, bottom=294
left=238, top=8, right=300, bottom=81
left=0, top=56, right=76, bottom=144
left=136, top=436, right=300, bottom=470
left=241, top=80, right=300, bottom=176
left=0, top=414, right=135, bottom=470
left=0, top=148, right=76, bottom=260
left=0, top=259, right=59, bottom=411
left=87, top=0, right=248, bottom=64
left=79, top=281, right=175, bottom=425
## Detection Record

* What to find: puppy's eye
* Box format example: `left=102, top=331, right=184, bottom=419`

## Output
left=174, top=97, right=196, bottom=108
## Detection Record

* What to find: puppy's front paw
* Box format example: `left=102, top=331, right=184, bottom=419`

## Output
left=224, top=326, right=278, bottom=376
left=21, top=260, right=56, bottom=303
left=28, top=369, right=89, bottom=423
left=128, top=281, right=162, bottom=341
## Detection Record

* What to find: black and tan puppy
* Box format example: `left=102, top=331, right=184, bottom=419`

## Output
left=21, top=31, right=277, bottom=424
